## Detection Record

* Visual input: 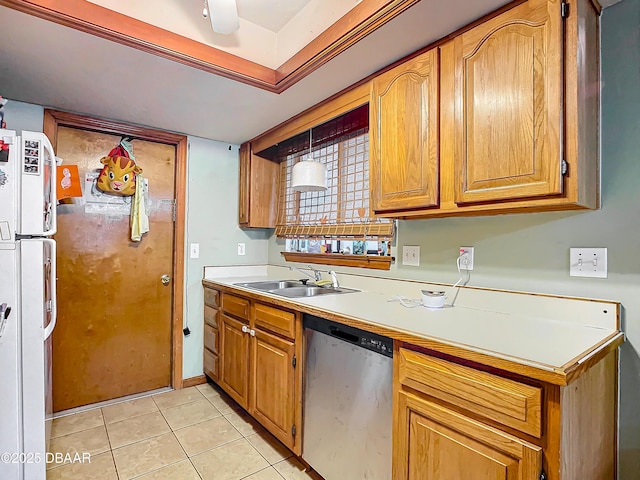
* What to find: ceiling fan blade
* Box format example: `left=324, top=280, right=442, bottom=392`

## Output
left=207, top=0, right=239, bottom=35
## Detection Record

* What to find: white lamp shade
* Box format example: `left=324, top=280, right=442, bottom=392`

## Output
left=291, top=160, right=327, bottom=192
left=207, top=0, right=240, bottom=34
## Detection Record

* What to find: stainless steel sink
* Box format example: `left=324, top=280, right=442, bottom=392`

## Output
left=234, top=280, right=358, bottom=298
left=234, top=280, right=306, bottom=290
left=266, top=286, right=359, bottom=298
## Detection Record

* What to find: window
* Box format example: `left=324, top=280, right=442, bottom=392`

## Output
left=269, top=104, right=393, bottom=240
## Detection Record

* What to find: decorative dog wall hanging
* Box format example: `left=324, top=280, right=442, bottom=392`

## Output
left=96, top=155, right=142, bottom=196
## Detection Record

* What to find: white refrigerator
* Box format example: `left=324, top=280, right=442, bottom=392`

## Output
left=0, top=129, right=57, bottom=480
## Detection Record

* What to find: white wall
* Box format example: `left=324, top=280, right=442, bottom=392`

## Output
left=2, top=101, right=44, bottom=131
left=182, top=136, right=271, bottom=378
left=269, top=2, right=640, bottom=476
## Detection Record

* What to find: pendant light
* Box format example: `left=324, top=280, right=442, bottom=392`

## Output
left=291, top=129, right=327, bottom=192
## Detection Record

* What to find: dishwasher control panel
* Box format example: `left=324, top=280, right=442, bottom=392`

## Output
left=362, top=337, right=392, bottom=356
left=304, top=314, right=393, bottom=358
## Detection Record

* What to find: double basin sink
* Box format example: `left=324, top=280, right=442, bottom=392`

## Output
left=234, top=280, right=358, bottom=298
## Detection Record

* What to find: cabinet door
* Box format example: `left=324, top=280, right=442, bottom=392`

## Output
left=453, top=0, right=563, bottom=204
left=238, top=142, right=250, bottom=225
left=370, top=48, right=439, bottom=212
left=395, top=392, right=541, bottom=480
left=250, top=328, right=296, bottom=449
left=219, top=313, right=250, bottom=409
left=238, top=142, right=279, bottom=228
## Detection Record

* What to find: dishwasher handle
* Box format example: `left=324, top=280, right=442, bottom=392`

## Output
left=328, top=325, right=360, bottom=344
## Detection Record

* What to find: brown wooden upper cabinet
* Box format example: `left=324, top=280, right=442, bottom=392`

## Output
left=453, top=0, right=563, bottom=204
left=370, top=48, right=439, bottom=213
left=238, top=142, right=279, bottom=228
left=371, top=0, right=600, bottom=218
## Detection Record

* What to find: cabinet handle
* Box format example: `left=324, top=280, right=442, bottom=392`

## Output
left=241, top=325, right=249, bottom=333
left=250, top=329, right=256, bottom=337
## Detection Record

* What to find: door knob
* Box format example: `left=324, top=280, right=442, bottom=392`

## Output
left=161, top=274, right=171, bottom=286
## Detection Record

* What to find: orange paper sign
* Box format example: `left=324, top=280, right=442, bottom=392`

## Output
left=56, top=165, right=83, bottom=200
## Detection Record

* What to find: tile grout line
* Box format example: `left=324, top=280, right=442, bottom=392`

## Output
left=46, top=422, right=112, bottom=472
left=152, top=393, right=230, bottom=478
left=102, top=401, right=161, bottom=427
left=126, top=457, right=188, bottom=480
left=157, top=427, right=194, bottom=480
left=159, top=398, right=225, bottom=430
left=53, top=387, right=171, bottom=419
left=183, top=435, right=251, bottom=461
left=108, top=449, right=121, bottom=480
left=239, top=465, right=287, bottom=480
left=50, top=385, right=297, bottom=480
left=49, top=410, right=105, bottom=440
left=99, top=408, right=122, bottom=480
left=243, top=437, right=280, bottom=472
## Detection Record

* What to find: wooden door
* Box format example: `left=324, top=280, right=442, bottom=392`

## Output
left=370, top=48, right=439, bottom=213
left=52, top=126, right=175, bottom=412
left=395, top=392, right=542, bottom=480
left=453, top=0, right=563, bottom=204
left=219, top=313, right=250, bottom=408
left=251, top=327, right=296, bottom=448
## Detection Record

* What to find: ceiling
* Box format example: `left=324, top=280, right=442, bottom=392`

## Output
left=89, top=0, right=315, bottom=33
left=84, top=0, right=356, bottom=68
left=0, top=0, right=623, bottom=145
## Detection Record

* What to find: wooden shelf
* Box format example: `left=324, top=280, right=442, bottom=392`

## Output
left=281, top=252, right=393, bottom=270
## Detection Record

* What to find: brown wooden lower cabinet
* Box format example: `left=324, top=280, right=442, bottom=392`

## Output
left=251, top=327, right=297, bottom=447
left=203, top=287, right=302, bottom=454
left=394, top=345, right=618, bottom=480
left=203, top=290, right=220, bottom=381
left=219, top=312, right=250, bottom=408
left=396, top=391, right=542, bottom=480
left=203, top=285, right=618, bottom=477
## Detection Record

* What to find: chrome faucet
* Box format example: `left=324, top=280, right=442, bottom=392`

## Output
left=329, top=271, right=340, bottom=288
left=290, top=265, right=322, bottom=282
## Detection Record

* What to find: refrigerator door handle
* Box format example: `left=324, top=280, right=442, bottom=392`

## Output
left=43, top=239, right=57, bottom=340
left=42, top=134, right=57, bottom=236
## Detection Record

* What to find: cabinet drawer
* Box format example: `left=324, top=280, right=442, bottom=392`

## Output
left=204, top=305, right=218, bottom=328
left=204, top=288, right=219, bottom=308
left=204, top=348, right=219, bottom=381
left=222, top=293, right=249, bottom=319
left=254, top=303, right=296, bottom=339
left=398, top=348, right=542, bottom=438
left=204, top=324, right=219, bottom=354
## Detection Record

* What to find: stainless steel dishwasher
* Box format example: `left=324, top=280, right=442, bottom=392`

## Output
left=303, top=314, right=393, bottom=480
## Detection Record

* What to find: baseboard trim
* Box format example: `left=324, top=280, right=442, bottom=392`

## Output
left=182, top=374, right=207, bottom=388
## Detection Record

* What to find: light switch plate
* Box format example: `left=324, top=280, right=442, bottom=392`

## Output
left=402, top=246, right=420, bottom=266
left=189, top=243, right=200, bottom=259
left=570, top=248, right=607, bottom=278
left=237, top=243, right=246, bottom=256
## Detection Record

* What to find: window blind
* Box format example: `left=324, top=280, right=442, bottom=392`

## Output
left=272, top=105, right=393, bottom=238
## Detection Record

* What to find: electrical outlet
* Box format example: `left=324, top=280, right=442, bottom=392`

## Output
left=189, top=243, right=199, bottom=259
left=402, top=246, right=420, bottom=266
left=237, top=243, right=246, bottom=256
left=570, top=248, right=607, bottom=278
left=459, top=246, right=474, bottom=270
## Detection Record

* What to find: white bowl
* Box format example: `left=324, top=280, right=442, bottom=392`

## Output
left=421, top=290, right=446, bottom=308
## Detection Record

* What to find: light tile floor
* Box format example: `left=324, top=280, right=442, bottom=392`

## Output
left=46, top=383, right=320, bottom=480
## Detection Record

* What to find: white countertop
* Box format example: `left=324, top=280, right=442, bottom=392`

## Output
left=203, top=265, right=621, bottom=380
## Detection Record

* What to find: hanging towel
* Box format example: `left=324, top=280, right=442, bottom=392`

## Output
left=120, top=139, right=135, bottom=160
left=130, top=175, right=149, bottom=242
